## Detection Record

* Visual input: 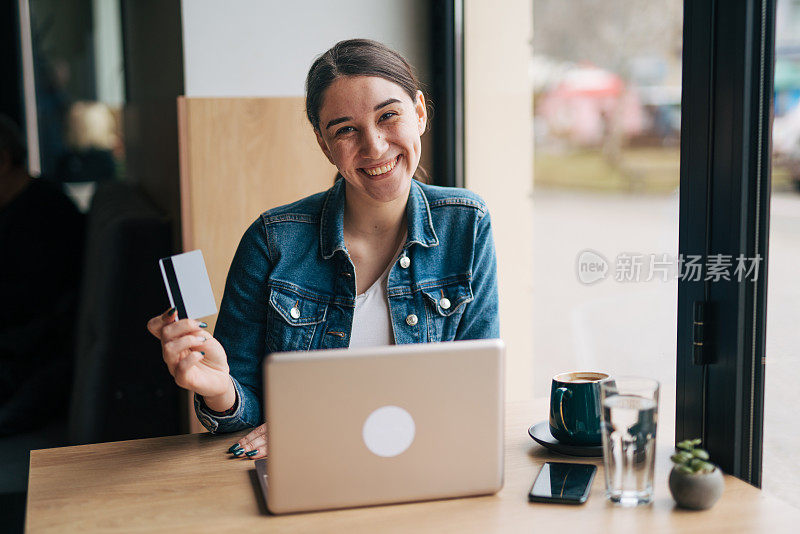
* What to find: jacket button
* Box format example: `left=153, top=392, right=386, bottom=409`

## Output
left=399, top=255, right=411, bottom=269
left=406, top=314, right=418, bottom=326
left=439, top=297, right=451, bottom=310
left=290, top=306, right=301, bottom=319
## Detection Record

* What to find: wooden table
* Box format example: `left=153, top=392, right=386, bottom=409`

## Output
left=26, top=400, right=798, bottom=533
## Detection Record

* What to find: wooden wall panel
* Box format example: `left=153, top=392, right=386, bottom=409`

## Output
left=178, top=97, right=335, bottom=327
left=177, top=97, right=335, bottom=432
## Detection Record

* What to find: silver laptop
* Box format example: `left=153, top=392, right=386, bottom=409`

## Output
left=258, top=338, right=505, bottom=514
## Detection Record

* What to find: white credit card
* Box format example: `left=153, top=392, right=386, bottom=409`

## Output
left=158, top=249, right=217, bottom=320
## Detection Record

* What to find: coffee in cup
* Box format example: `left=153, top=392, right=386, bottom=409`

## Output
left=548, top=371, right=610, bottom=446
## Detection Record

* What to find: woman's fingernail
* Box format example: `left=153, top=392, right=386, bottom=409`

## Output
left=200, top=351, right=206, bottom=356
left=233, top=449, right=245, bottom=457
left=198, top=321, right=208, bottom=328
left=165, top=307, right=176, bottom=315
left=245, top=450, right=258, bottom=457
left=228, top=443, right=242, bottom=453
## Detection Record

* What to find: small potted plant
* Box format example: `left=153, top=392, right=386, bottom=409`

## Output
left=668, top=438, right=724, bottom=510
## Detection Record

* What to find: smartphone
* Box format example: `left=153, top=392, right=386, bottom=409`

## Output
left=528, top=462, right=597, bottom=504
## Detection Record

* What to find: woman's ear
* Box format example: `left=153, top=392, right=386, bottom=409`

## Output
left=314, top=129, right=335, bottom=165
left=415, top=91, right=427, bottom=135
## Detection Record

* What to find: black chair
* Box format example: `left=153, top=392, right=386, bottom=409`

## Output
left=0, top=181, right=182, bottom=531
left=69, top=181, right=182, bottom=444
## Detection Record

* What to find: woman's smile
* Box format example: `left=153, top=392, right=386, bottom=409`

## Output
left=360, top=155, right=400, bottom=178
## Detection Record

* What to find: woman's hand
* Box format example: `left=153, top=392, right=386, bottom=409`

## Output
left=146, top=308, right=232, bottom=400
left=228, top=423, right=268, bottom=459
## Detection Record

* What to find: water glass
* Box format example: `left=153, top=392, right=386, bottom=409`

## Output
left=600, top=376, right=660, bottom=506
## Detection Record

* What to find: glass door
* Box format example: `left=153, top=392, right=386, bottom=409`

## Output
left=764, top=0, right=800, bottom=507
left=532, top=0, right=683, bottom=440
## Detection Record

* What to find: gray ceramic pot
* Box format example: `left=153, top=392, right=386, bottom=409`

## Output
left=668, top=466, right=724, bottom=510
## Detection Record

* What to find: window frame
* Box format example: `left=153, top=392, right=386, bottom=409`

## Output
left=676, top=0, right=775, bottom=486
left=430, top=0, right=465, bottom=188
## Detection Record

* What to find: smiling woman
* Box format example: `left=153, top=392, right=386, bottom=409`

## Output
left=146, top=39, right=500, bottom=460
left=314, top=75, right=425, bottom=205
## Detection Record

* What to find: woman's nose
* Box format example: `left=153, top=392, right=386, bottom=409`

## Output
left=360, top=127, right=388, bottom=158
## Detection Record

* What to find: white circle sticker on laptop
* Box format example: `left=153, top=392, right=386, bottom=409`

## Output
left=362, top=405, right=416, bottom=457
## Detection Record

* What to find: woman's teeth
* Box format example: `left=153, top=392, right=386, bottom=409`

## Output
left=363, top=156, right=398, bottom=176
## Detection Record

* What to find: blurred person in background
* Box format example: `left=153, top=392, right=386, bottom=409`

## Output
left=0, top=114, right=84, bottom=435
left=56, top=101, right=118, bottom=183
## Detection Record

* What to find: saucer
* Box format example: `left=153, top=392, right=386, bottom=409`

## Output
left=528, top=421, right=603, bottom=457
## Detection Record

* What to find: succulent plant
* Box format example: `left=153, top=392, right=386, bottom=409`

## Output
left=670, top=438, right=716, bottom=474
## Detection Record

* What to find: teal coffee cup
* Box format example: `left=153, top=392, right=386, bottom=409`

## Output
left=549, top=371, right=611, bottom=446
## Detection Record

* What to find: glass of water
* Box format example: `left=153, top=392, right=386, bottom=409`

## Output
left=600, top=376, right=660, bottom=506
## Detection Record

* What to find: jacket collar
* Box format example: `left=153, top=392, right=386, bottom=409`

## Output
left=405, top=179, right=440, bottom=249
left=320, top=179, right=439, bottom=260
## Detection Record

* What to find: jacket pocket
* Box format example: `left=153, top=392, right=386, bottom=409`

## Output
left=420, top=277, right=473, bottom=341
left=267, top=286, right=328, bottom=351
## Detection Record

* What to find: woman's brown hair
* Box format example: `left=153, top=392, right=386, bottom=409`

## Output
left=305, top=39, right=430, bottom=183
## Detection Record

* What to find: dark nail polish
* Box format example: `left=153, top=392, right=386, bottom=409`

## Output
left=165, top=307, right=176, bottom=315
left=198, top=321, right=208, bottom=328
left=245, top=450, right=258, bottom=457
left=233, top=449, right=245, bottom=457
left=228, top=443, right=242, bottom=453
left=200, top=352, right=206, bottom=356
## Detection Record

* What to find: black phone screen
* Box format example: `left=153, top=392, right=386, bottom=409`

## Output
left=528, top=462, right=597, bottom=504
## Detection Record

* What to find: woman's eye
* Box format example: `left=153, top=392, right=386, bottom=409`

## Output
left=380, top=111, right=398, bottom=121
left=336, top=126, right=355, bottom=136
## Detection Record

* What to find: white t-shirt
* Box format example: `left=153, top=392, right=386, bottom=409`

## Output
left=349, top=265, right=394, bottom=348
left=349, top=240, right=405, bottom=348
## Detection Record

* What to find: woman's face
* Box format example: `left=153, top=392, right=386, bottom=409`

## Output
left=314, top=75, right=427, bottom=205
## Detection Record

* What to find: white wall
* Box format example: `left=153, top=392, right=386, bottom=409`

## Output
left=465, top=0, right=534, bottom=402
left=181, top=0, right=430, bottom=97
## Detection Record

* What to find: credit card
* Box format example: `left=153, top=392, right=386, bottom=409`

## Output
left=158, top=249, right=217, bottom=320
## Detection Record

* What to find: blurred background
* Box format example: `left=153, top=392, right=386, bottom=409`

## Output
left=530, top=0, right=800, bottom=511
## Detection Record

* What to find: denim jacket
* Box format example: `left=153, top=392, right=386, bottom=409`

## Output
left=194, top=179, right=499, bottom=433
